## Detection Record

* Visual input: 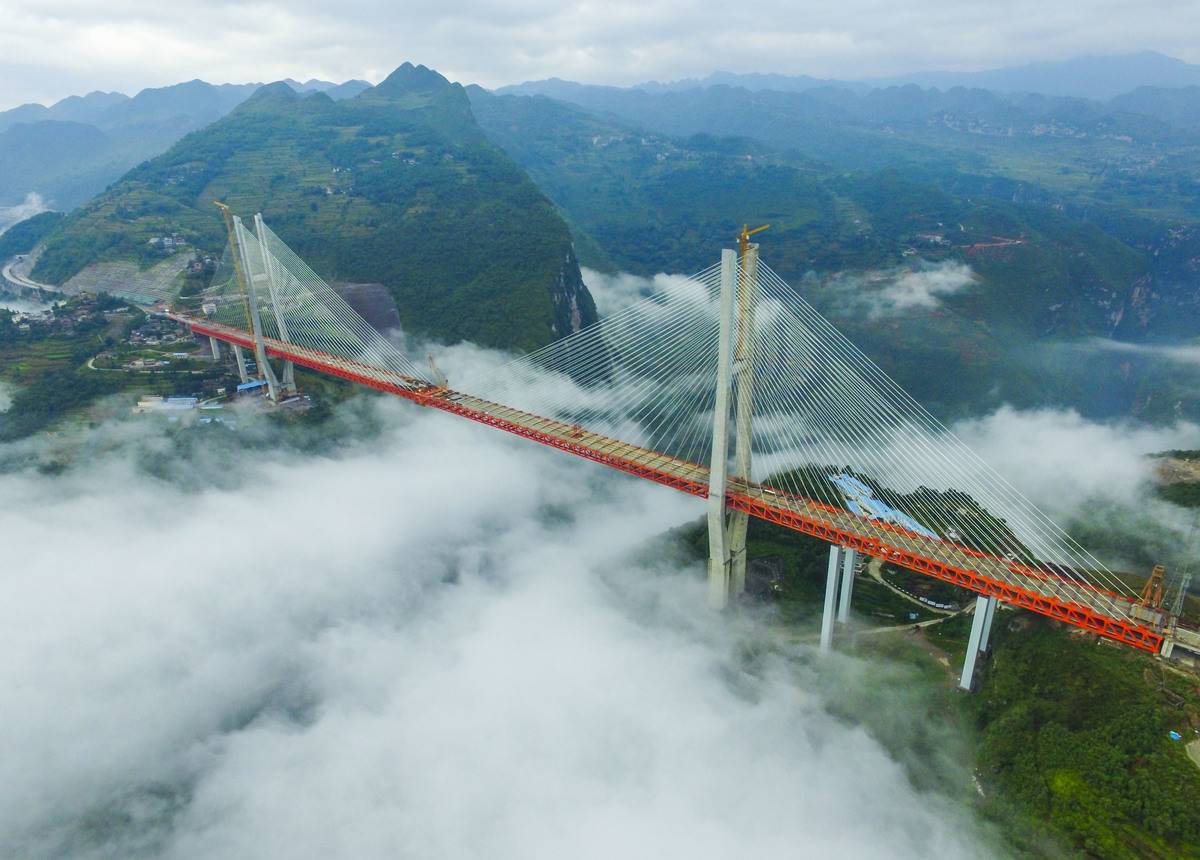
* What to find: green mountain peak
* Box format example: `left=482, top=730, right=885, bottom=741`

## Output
left=31, top=63, right=597, bottom=352
left=374, top=62, right=455, bottom=97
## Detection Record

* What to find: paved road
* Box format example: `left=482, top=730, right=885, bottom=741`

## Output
left=864, top=556, right=956, bottom=616
left=855, top=598, right=974, bottom=637
left=2, top=256, right=58, bottom=292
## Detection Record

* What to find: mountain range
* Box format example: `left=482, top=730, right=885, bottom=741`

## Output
left=0, top=78, right=371, bottom=210
left=32, top=64, right=595, bottom=351
left=466, top=84, right=1200, bottom=417
left=10, top=50, right=1200, bottom=212
left=8, top=54, right=1200, bottom=414
left=620, top=51, right=1200, bottom=101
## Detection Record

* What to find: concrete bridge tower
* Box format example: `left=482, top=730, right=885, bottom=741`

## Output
left=708, top=225, right=766, bottom=609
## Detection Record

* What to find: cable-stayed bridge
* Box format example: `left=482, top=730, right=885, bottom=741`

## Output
left=155, top=209, right=1173, bottom=687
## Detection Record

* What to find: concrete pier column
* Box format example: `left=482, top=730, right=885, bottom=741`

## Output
left=979, top=594, right=998, bottom=654
left=209, top=336, right=221, bottom=360
left=820, top=545, right=842, bottom=655
left=837, top=548, right=857, bottom=623
left=232, top=344, right=250, bottom=383
left=959, top=596, right=993, bottom=691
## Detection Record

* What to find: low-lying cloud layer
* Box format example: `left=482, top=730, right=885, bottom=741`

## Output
left=0, top=395, right=997, bottom=859
left=824, top=261, right=977, bottom=319
left=581, top=267, right=702, bottom=318
left=1082, top=337, right=1200, bottom=367
left=0, top=192, right=48, bottom=233
left=951, top=406, right=1200, bottom=570
left=953, top=406, right=1198, bottom=515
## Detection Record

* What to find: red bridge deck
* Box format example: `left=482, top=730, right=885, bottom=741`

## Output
left=182, top=315, right=1164, bottom=653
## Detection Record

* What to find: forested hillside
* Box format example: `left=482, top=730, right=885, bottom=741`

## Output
left=33, top=65, right=596, bottom=352
left=469, top=87, right=1200, bottom=420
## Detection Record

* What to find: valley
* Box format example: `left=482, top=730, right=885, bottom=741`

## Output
left=3, top=49, right=1200, bottom=860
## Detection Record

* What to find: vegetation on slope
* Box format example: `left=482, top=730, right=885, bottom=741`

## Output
left=0, top=296, right=137, bottom=441
left=0, top=210, right=62, bottom=259
left=974, top=617, right=1200, bottom=859
left=469, top=88, right=1200, bottom=421
left=662, top=508, right=1200, bottom=859
left=35, top=65, right=596, bottom=352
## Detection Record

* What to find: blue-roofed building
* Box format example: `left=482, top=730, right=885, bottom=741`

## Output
left=236, top=379, right=269, bottom=397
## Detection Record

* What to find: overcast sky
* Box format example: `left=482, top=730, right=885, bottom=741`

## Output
left=1, top=0, right=1198, bottom=109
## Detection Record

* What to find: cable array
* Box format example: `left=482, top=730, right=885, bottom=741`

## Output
left=200, top=220, right=426, bottom=382
left=471, top=256, right=1136, bottom=612
left=476, top=262, right=725, bottom=470
left=190, top=216, right=1134, bottom=613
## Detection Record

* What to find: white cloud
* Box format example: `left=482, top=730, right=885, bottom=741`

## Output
left=1, top=0, right=1199, bottom=108
left=0, top=192, right=48, bottom=234
left=581, top=267, right=701, bottom=318
left=0, top=390, right=998, bottom=858
left=1081, top=337, right=1200, bottom=367
left=949, top=406, right=1200, bottom=572
left=826, top=261, right=977, bottom=319
left=951, top=406, right=1200, bottom=515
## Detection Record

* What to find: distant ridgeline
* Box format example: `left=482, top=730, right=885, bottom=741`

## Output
left=33, top=64, right=597, bottom=352
left=467, top=84, right=1200, bottom=421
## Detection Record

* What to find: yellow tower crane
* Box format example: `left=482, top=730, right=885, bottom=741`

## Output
left=737, top=223, right=769, bottom=257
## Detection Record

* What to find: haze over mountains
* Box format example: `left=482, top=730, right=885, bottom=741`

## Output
left=5, top=51, right=1200, bottom=414
left=6, top=50, right=1200, bottom=212
left=0, top=78, right=371, bottom=210
left=630, top=51, right=1200, bottom=100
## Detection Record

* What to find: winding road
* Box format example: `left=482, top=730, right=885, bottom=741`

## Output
left=2, top=256, right=58, bottom=293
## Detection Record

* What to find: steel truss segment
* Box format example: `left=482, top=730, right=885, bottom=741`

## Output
left=726, top=494, right=1161, bottom=652
left=183, top=317, right=1162, bottom=654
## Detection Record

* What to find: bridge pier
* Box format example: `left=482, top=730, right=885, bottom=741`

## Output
left=820, top=545, right=841, bottom=654
left=979, top=594, right=997, bottom=654
left=959, top=596, right=995, bottom=691
left=820, top=545, right=858, bottom=654
left=837, top=547, right=857, bottom=623
left=727, top=241, right=759, bottom=601
left=708, top=237, right=762, bottom=610
left=255, top=213, right=298, bottom=397
left=232, top=344, right=250, bottom=383
left=220, top=205, right=281, bottom=401
left=209, top=336, right=221, bottom=360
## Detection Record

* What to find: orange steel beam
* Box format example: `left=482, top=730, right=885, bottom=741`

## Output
left=186, top=317, right=1163, bottom=653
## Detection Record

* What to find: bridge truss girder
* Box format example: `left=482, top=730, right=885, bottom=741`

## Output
left=185, top=318, right=1164, bottom=655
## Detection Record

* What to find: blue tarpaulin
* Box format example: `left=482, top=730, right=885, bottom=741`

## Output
left=829, top=472, right=939, bottom=540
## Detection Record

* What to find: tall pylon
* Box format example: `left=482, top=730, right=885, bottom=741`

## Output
left=215, top=201, right=280, bottom=401
left=727, top=231, right=761, bottom=598
left=254, top=213, right=297, bottom=395
left=708, top=225, right=766, bottom=609
left=706, top=248, right=736, bottom=609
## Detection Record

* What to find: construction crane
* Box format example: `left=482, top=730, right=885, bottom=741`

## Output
left=1140, top=564, right=1167, bottom=610
left=737, top=224, right=769, bottom=256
